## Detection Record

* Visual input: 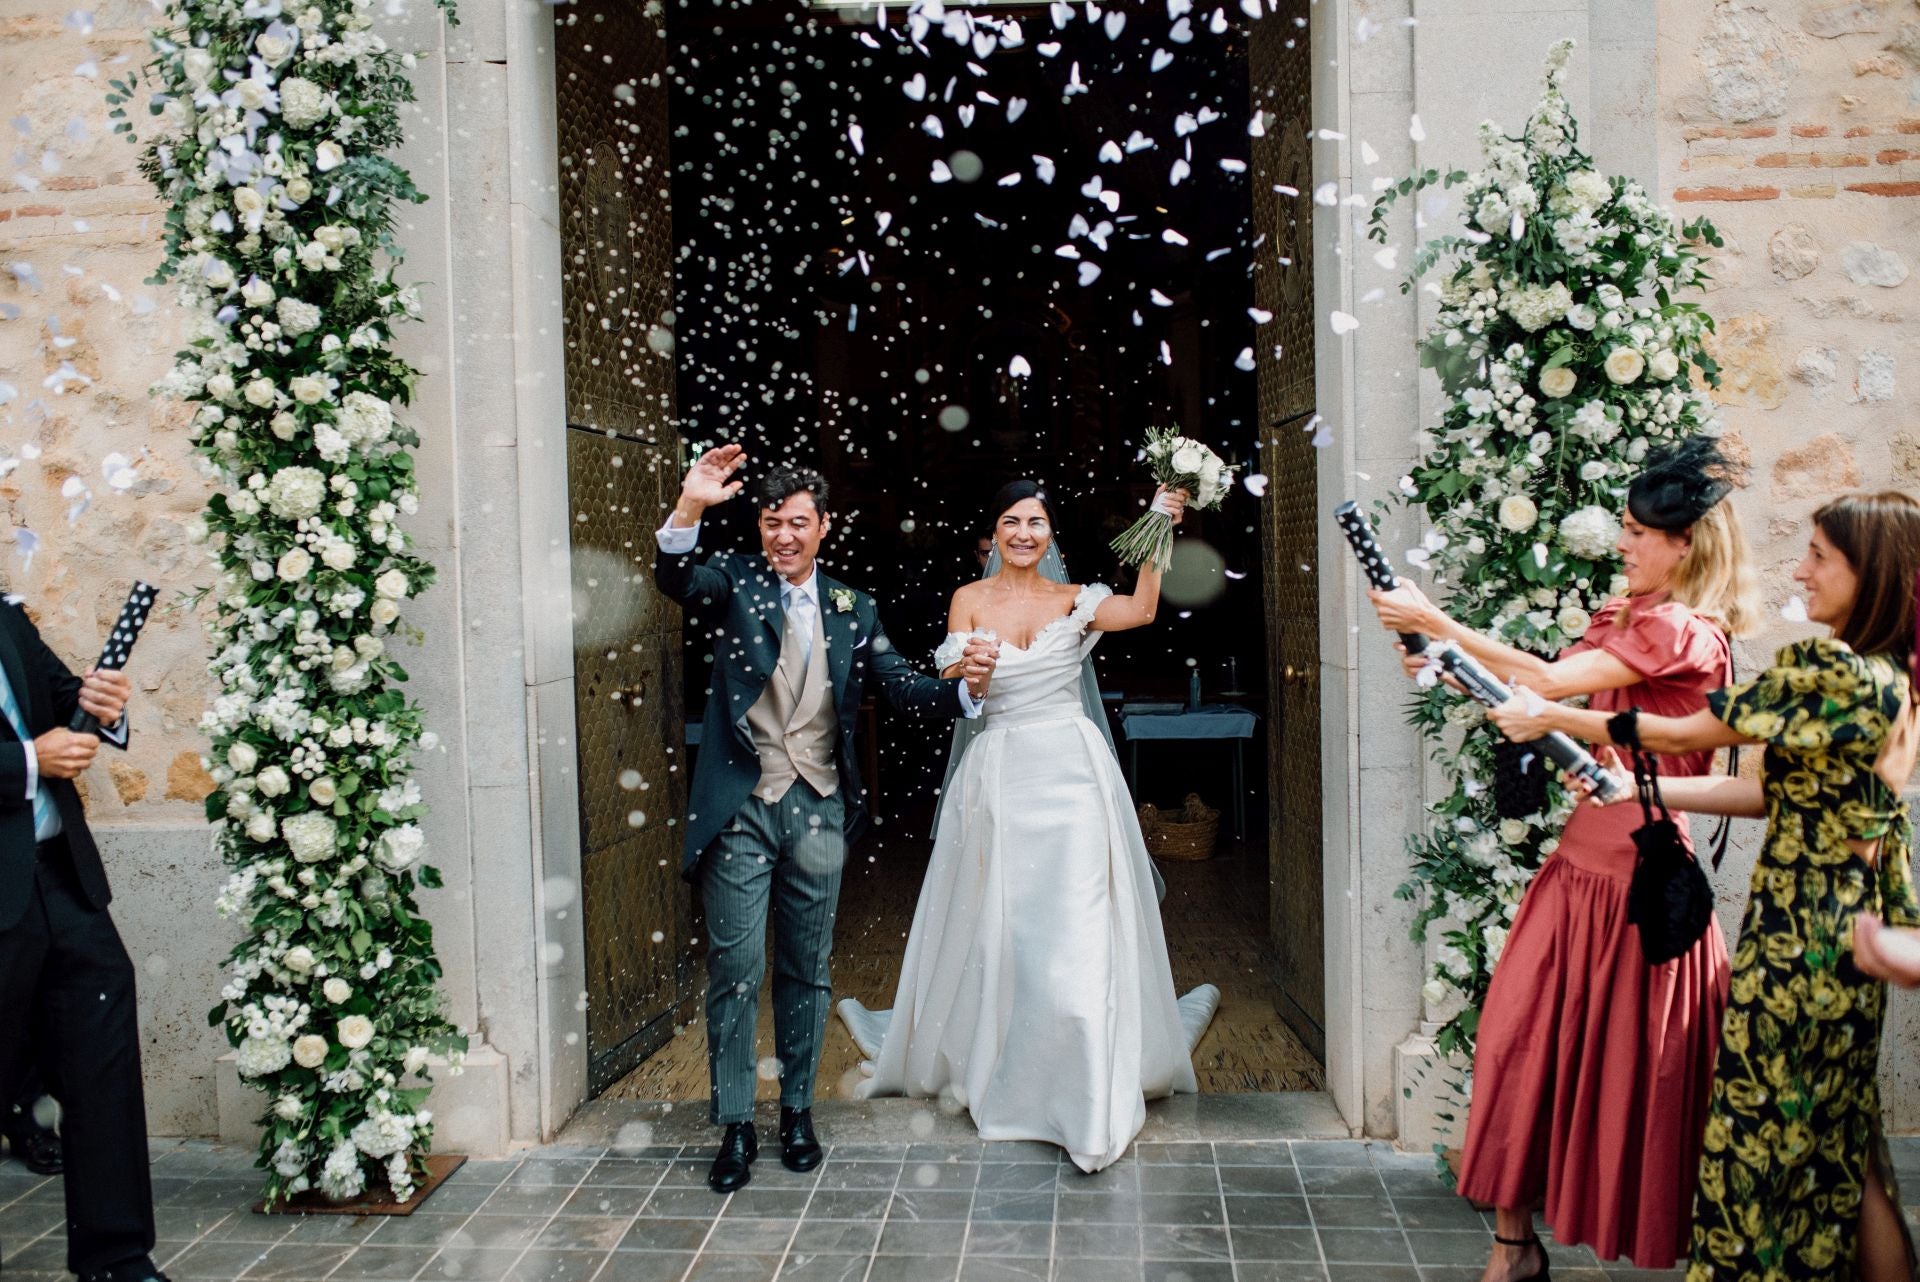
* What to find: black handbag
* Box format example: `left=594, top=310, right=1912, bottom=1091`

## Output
left=1615, top=709, right=1717, bottom=965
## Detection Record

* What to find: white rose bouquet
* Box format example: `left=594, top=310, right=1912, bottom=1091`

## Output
left=1109, top=426, right=1236, bottom=571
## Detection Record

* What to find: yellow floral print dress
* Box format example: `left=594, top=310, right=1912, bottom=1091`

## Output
left=1688, top=637, right=1918, bottom=1281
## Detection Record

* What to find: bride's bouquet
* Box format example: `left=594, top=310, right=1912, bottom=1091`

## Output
left=1109, top=427, right=1236, bottom=571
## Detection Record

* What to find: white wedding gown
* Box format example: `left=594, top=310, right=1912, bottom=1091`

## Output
left=837, top=585, right=1220, bottom=1172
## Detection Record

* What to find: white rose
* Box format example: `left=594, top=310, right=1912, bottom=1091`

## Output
left=227, top=742, right=259, bottom=773
left=284, top=945, right=316, bottom=975
left=320, top=542, right=356, bottom=572
left=1538, top=367, right=1576, bottom=399
left=1604, top=348, right=1645, bottom=385
left=292, top=1034, right=329, bottom=1068
left=239, top=273, right=273, bottom=309
left=243, top=378, right=276, bottom=408
left=273, top=1094, right=303, bottom=1121
left=314, top=225, right=350, bottom=254
left=374, top=569, right=409, bottom=599
left=1557, top=606, right=1593, bottom=637
left=277, top=547, right=313, bottom=581
left=205, top=373, right=236, bottom=403
left=1498, top=818, right=1530, bottom=844
left=182, top=47, right=215, bottom=85
left=270, top=412, right=299, bottom=441
left=1565, top=304, right=1597, bottom=331
left=289, top=375, right=328, bottom=405
left=309, top=777, right=338, bottom=805
left=1497, top=495, right=1539, bottom=533
left=256, top=766, right=291, bottom=797
left=256, top=33, right=293, bottom=64
left=203, top=258, right=235, bottom=290
left=337, top=1015, right=375, bottom=1050
left=403, top=1045, right=431, bottom=1075
left=369, top=599, right=400, bottom=627
left=323, top=977, right=351, bottom=1004
left=1169, top=444, right=1206, bottom=475
left=314, top=141, right=345, bottom=172
left=284, top=175, right=313, bottom=204
left=1421, top=978, right=1449, bottom=1007
left=1647, top=349, right=1680, bottom=381
left=233, top=184, right=266, bottom=220
left=246, top=812, right=278, bottom=842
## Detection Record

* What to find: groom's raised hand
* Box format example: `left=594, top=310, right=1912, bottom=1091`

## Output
left=671, top=444, right=748, bottom=527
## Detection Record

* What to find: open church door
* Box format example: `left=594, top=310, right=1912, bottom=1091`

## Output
left=556, top=0, right=695, bottom=1094
left=1250, top=0, right=1324, bottom=1060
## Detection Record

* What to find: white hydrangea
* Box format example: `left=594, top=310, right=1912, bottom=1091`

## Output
left=349, top=1110, right=415, bottom=1159
left=264, top=467, right=326, bottom=519
left=281, top=811, right=339, bottom=864
left=1557, top=505, right=1619, bottom=561
left=1501, top=280, right=1571, bottom=333
left=276, top=297, right=322, bottom=336
left=278, top=77, right=329, bottom=128
left=236, top=1035, right=293, bottom=1078
left=318, top=1142, right=366, bottom=1201
left=335, top=392, right=394, bottom=450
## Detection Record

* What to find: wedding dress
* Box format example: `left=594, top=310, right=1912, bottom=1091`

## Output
left=837, top=584, right=1220, bottom=1172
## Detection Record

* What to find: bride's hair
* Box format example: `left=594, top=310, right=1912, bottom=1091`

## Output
left=988, top=479, right=1056, bottom=529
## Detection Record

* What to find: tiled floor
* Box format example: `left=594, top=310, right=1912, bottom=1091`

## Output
left=2, top=1135, right=1716, bottom=1282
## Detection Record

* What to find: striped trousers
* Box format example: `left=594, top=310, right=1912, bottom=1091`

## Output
left=697, top=782, right=847, bottom=1126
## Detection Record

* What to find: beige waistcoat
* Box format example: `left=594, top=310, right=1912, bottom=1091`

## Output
left=745, top=595, right=838, bottom=802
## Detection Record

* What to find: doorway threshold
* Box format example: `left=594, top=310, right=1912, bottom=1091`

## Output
left=557, top=1092, right=1351, bottom=1150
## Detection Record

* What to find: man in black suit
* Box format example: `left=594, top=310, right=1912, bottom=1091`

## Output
left=0, top=600, right=159, bottom=1282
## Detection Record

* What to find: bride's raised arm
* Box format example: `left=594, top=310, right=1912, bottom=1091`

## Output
left=1092, top=487, right=1186, bottom=633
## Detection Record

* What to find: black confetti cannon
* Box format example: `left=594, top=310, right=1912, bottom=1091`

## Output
left=1332, top=503, right=1625, bottom=805
left=70, top=581, right=158, bottom=736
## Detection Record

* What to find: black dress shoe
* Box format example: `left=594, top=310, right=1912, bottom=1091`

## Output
left=779, top=1106, right=823, bottom=1173
left=78, top=1255, right=172, bottom=1282
left=2, top=1121, right=61, bottom=1176
left=707, top=1121, right=758, bottom=1193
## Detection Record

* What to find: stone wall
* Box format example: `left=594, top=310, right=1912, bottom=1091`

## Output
left=1659, top=0, right=1920, bottom=1126
left=0, top=0, right=239, bottom=1133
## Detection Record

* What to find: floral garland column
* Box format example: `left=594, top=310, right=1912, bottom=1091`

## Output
left=1369, top=41, right=1723, bottom=1059
left=121, top=0, right=466, bottom=1204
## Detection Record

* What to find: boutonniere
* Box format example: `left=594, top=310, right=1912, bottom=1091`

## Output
left=829, top=588, right=856, bottom=614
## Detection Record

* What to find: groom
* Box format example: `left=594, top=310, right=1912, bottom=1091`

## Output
left=654, top=445, right=995, bottom=1192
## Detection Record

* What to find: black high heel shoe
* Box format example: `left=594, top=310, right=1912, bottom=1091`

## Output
left=1493, top=1232, right=1551, bottom=1282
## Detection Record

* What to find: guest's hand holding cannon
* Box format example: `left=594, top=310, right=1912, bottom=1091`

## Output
left=1332, top=502, right=1626, bottom=804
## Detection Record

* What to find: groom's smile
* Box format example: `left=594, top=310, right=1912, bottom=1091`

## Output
left=758, top=490, right=830, bottom=586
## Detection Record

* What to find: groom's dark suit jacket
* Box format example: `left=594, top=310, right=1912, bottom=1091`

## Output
left=0, top=601, right=129, bottom=932
left=656, top=547, right=968, bottom=878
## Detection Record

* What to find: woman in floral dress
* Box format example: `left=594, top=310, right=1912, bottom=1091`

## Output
left=1493, top=491, right=1920, bottom=1281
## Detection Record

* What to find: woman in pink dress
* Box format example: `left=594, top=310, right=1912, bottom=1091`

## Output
left=1370, top=438, right=1759, bottom=1282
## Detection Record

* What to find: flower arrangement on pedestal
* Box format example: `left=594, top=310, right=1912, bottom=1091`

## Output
left=119, top=0, right=466, bottom=1205
left=1368, top=40, right=1723, bottom=1058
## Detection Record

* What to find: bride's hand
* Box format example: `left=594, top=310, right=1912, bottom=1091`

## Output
left=1153, top=485, right=1188, bottom=527
left=959, top=636, right=999, bottom=697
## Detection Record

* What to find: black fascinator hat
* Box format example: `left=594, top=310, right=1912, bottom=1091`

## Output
left=1626, top=435, right=1741, bottom=532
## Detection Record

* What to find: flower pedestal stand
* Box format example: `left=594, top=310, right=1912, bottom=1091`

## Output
left=252, top=1154, right=466, bottom=1216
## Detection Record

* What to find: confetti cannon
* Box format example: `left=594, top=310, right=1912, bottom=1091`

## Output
left=69, top=581, right=158, bottom=737
left=1332, top=502, right=1624, bottom=804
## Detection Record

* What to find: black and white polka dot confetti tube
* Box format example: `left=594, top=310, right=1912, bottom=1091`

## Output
left=70, top=581, right=158, bottom=735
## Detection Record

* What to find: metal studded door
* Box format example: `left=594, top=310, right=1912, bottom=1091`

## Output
left=1250, top=0, right=1324, bottom=1060
left=556, top=0, right=691, bottom=1093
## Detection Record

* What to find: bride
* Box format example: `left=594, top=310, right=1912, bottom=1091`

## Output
left=838, top=480, right=1220, bottom=1172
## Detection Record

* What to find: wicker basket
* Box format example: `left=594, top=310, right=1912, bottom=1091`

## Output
left=1137, top=793, right=1219, bottom=861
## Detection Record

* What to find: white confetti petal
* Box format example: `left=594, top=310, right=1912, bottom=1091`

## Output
left=1409, top=113, right=1426, bottom=142
left=1372, top=246, right=1399, bottom=271
left=1781, top=596, right=1809, bottom=623
left=1150, top=48, right=1174, bottom=72
left=1076, top=261, right=1102, bottom=286
left=903, top=73, right=927, bottom=102
left=1006, top=97, right=1027, bottom=123
left=1249, top=307, right=1274, bottom=324
left=1162, top=229, right=1188, bottom=246
left=1098, top=140, right=1123, bottom=164
left=1328, top=311, right=1360, bottom=335
left=1169, top=159, right=1190, bottom=185
left=1243, top=474, right=1269, bottom=498
left=930, top=159, right=953, bottom=183
left=1007, top=355, right=1032, bottom=378
left=1234, top=347, right=1255, bottom=371
left=1033, top=155, right=1056, bottom=184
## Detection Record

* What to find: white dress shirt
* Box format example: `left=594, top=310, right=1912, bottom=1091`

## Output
left=656, top=517, right=982, bottom=716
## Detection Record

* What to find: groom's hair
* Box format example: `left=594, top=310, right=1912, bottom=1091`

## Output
left=753, top=465, right=829, bottom=516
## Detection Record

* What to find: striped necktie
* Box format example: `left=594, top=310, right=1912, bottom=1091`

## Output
left=0, top=666, right=60, bottom=841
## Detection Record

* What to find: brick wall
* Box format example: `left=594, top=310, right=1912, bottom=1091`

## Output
left=1660, top=0, right=1917, bottom=621
left=0, top=1, right=216, bottom=826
